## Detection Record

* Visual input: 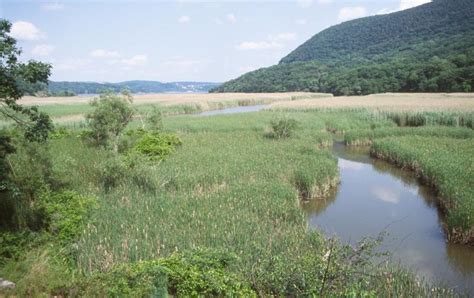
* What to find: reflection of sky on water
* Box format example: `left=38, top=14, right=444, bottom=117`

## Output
left=303, top=145, right=474, bottom=295
left=371, top=186, right=400, bottom=204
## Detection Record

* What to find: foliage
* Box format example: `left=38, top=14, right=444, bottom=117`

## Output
left=3, top=141, right=60, bottom=230
left=0, top=231, right=40, bottom=266
left=280, top=0, right=473, bottom=64
left=212, top=0, right=474, bottom=94
left=80, top=261, right=168, bottom=297
left=266, top=115, right=299, bottom=138
left=85, top=91, right=134, bottom=151
left=145, top=105, right=163, bottom=131
left=371, top=136, right=474, bottom=244
left=0, top=19, right=53, bottom=142
left=132, top=132, right=182, bottom=160
left=39, top=191, right=97, bottom=242
left=78, top=249, right=254, bottom=297
left=159, top=250, right=255, bottom=296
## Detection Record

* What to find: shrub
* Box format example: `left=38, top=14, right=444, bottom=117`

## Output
left=39, top=191, right=97, bottom=242
left=266, top=116, right=299, bottom=139
left=145, top=106, right=163, bottom=131
left=85, top=91, right=134, bottom=151
left=79, top=249, right=254, bottom=297
left=80, top=261, right=168, bottom=297
left=132, top=132, right=182, bottom=160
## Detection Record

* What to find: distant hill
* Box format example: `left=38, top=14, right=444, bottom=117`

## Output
left=212, top=0, right=474, bottom=95
left=46, top=80, right=220, bottom=96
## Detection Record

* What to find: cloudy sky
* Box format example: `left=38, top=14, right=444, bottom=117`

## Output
left=1, top=0, right=430, bottom=82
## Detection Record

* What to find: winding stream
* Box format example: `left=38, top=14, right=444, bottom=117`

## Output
left=302, top=142, right=474, bottom=294
left=197, top=106, right=474, bottom=294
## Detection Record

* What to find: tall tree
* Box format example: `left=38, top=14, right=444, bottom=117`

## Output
left=0, top=19, right=53, bottom=142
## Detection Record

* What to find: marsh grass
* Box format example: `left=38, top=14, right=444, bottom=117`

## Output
left=345, top=126, right=474, bottom=146
left=1, top=108, right=462, bottom=296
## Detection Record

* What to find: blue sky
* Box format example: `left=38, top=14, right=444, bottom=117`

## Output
left=1, top=0, right=430, bottom=82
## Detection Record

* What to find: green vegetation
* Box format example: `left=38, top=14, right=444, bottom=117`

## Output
left=266, top=115, right=299, bottom=138
left=345, top=126, right=474, bottom=146
left=371, top=136, right=474, bottom=244
left=212, top=0, right=474, bottom=94
left=2, top=108, right=458, bottom=296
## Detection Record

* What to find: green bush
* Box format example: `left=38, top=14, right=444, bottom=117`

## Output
left=80, top=249, right=254, bottom=297
left=81, top=261, right=168, bottom=297
left=132, top=132, right=182, bottom=160
left=39, top=191, right=97, bottom=242
left=266, top=116, right=299, bottom=139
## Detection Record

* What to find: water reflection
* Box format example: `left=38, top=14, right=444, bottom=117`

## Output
left=197, top=105, right=269, bottom=116
left=302, top=142, right=474, bottom=294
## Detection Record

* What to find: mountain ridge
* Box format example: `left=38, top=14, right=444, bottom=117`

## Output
left=212, top=0, right=474, bottom=95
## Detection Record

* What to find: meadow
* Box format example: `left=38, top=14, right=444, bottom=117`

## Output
left=1, top=92, right=473, bottom=296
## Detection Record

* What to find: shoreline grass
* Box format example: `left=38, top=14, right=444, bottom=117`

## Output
left=345, top=126, right=474, bottom=146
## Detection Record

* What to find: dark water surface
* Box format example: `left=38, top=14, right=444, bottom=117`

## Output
left=302, top=142, right=474, bottom=294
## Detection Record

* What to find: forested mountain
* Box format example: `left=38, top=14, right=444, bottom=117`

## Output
left=42, top=80, right=220, bottom=96
left=212, top=0, right=474, bottom=95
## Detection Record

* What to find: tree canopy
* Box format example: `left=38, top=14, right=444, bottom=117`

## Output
left=0, top=19, right=53, bottom=142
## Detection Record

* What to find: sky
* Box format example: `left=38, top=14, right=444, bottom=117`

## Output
left=1, top=0, right=430, bottom=83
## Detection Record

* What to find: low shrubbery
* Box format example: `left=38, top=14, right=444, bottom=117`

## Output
left=132, top=132, right=182, bottom=160
left=265, top=115, right=299, bottom=138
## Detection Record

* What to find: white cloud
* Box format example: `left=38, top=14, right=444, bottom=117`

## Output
left=236, top=32, right=297, bottom=51
left=295, top=18, right=308, bottom=25
left=31, top=44, right=54, bottom=56
left=9, top=21, right=44, bottom=41
left=121, top=54, right=148, bottom=66
left=178, top=15, right=190, bottom=23
left=399, top=0, right=430, bottom=10
left=371, top=187, right=400, bottom=204
left=317, top=0, right=332, bottom=4
left=41, top=2, right=64, bottom=11
left=338, top=159, right=364, bottom=171
left=226, top=13, right=237, bottom=23
left=338, top=6, right=367, bottom=22
left=90, top=49, right=120, bottom=59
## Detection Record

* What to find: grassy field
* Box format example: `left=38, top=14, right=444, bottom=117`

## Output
left=2, top=93, right=473, bottom=296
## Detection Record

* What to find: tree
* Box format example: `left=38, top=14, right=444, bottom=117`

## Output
left=0, top=19, right=53, bottom=143
left=1, top=19, right=54, bottom=229
left=86, top=90, right=134, bottom=152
